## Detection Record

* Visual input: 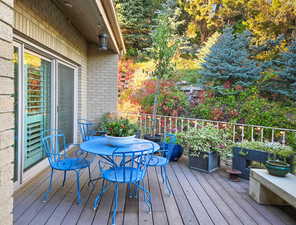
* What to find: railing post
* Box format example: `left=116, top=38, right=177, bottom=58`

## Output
left=144, top=114, right=147, bottom=135
left=164, top=116, right=167, bottom=134
left=233, top=125, right=236, bottom=143
left=281, top=131, right=286, bottom=145
left=181, top=118, right=184, bottom=132
left=241, top=126, right=244, bottom=142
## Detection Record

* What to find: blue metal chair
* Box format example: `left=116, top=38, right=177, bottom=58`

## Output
left=146, top=133, right=175, bottom=195
left=94, top=143, right=154, bottom=225
left=78, top=119, right=97, bottom=142
left=41, top=133, right=92, bottom=204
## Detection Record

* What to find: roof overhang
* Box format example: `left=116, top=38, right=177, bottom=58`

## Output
left=53, top=0, right=125, bottom=55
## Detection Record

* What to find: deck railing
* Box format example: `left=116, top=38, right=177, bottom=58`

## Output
left=118, top=112, right=296, bottom=145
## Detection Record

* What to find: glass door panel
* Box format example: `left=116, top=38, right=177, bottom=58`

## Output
left=13, top=46, right=19, bottom=182
left=24, top=52, right=51, bottom=170
left=57, top=63, right=75, bottom=145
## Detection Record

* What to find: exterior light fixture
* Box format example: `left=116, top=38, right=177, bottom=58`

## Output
left=98, top=33, right=108, bottom=50
left=63, top=1, right=73, bottom=8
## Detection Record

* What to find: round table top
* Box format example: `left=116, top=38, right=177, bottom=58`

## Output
left=80, top=136, right=160, bottom=156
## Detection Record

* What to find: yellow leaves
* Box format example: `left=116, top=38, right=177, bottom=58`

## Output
left=243, top=0, right=296, bottom=43
left=174, top=57, right=199, bottom=71
left=186, top=22, right=198, bottom=38
left=182, top=0, right=296, bottom=44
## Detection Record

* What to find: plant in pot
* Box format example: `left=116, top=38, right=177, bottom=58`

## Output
left=264, top=143, right=295, bottom=177
left=102, top=118, right=139, bottom=147
left=232, top=141, right=295, bottom=178
left=177, top=124, right=231, bottom=173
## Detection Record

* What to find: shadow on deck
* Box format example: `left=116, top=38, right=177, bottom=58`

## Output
left=13, top=157, right=296, bottom=225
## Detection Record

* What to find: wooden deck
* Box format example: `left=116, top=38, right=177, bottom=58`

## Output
left=13, top=157, right=296, bottom=225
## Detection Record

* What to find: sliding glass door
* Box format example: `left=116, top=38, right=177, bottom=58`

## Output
left=13, top=42, right=78, bottom=187
left=57, top=63, right=75, bottom=145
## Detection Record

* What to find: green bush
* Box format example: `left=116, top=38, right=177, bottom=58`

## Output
left=176, top=124, right=232, bottom=159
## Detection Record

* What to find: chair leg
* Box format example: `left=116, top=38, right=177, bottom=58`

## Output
left=43, top=168, right=54, bottom=203
left=62, top=171, right=67, bottom=187
left=135, top=183, right=152, bottom=214
left=94, top=179, right=106, bottom=210
left=112, top=183, right=119, bottom=225
left=160, top=166, right=165, bottom=184
left=87, top=166, right=91, bottom=186
left=75, top=170, right=81, bottom=205
left=128, top=183, right=133, bottom=198
left=133, top=182, right=139, bottom=199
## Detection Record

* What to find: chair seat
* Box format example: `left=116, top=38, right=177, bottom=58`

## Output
left=148, top=155, right=168, bottom=166
left=136, top=155, right=168, bottom=167
left=52, top=158, right=90, bottom=170
left=102, top=167, right=144, bottom=183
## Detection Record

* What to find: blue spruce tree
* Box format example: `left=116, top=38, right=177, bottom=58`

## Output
left=269, top=40, right=296, bottom=100
left=199, top=27, right=262, bottom=95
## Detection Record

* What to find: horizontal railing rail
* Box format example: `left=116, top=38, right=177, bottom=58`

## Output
left=117, top=112, right=296, bottom=145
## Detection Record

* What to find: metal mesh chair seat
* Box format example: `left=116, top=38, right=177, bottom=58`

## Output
left=102, top=167, right=145, bottom=183
left=52, top=158, right=90, bottom=171
left=147, top=155, right=169, bottom=166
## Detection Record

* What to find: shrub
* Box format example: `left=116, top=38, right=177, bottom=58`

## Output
left=176, top=124, right=231, bottom=159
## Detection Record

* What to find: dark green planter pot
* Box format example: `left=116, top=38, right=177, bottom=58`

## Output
left=265, top=160, right=290, bottom=177
left=189, top=151, right=220, bottom=173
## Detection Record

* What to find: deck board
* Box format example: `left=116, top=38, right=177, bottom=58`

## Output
left=13, top=157, right=296, bottom=225
left=177, top=161, right=240, bottom=225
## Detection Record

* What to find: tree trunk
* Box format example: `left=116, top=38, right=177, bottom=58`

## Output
left=152, top=79, right=160, bottom=135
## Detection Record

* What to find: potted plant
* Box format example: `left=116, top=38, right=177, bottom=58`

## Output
left=265, top=160, right=290, bottom=177
left=177, top=125, right=231, bottom=173
left=265, top=143, right=295, bottom=177
left=102, top=118, right=138, bottom=146
left=232, top=141, right=295, bottom=179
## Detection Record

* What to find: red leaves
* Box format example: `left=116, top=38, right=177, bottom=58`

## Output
left=212, top=107, right=224, bottom=121
left=223, top=80, right=232, bottom=89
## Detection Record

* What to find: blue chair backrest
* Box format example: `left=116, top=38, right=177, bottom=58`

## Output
left=42, top=133, right=67, bottom=167
left=41, top=129, right=63, bottom=138
left=164, top=133, right=177, bottom=144
left=78, top=119, right=95, bottom=142
left=111, top=142, right=154, bottom=183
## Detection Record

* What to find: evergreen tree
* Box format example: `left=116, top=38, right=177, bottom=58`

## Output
left=115, top=0, right=164, bottom=57
left=267, top=40, right=296, bottom=100
left=199, top=27, right=262, bottom=95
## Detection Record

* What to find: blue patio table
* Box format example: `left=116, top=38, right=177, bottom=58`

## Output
left=80, top=136, right=160, bottom=184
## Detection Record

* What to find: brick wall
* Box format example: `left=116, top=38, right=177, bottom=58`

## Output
left=14, top=0, right=89, bottom=121
left=87, top=44, right=119, bottom=122
left=0, top=0, right=14, bottom=224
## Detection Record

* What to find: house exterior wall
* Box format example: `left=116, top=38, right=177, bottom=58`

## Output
left=87, top=45, right=119, bottom=121
left=0, top=0, right=14, bottom=224
left=14, top=0, right=89, bottom=120
left=0, top=0, right=120, bottom=222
